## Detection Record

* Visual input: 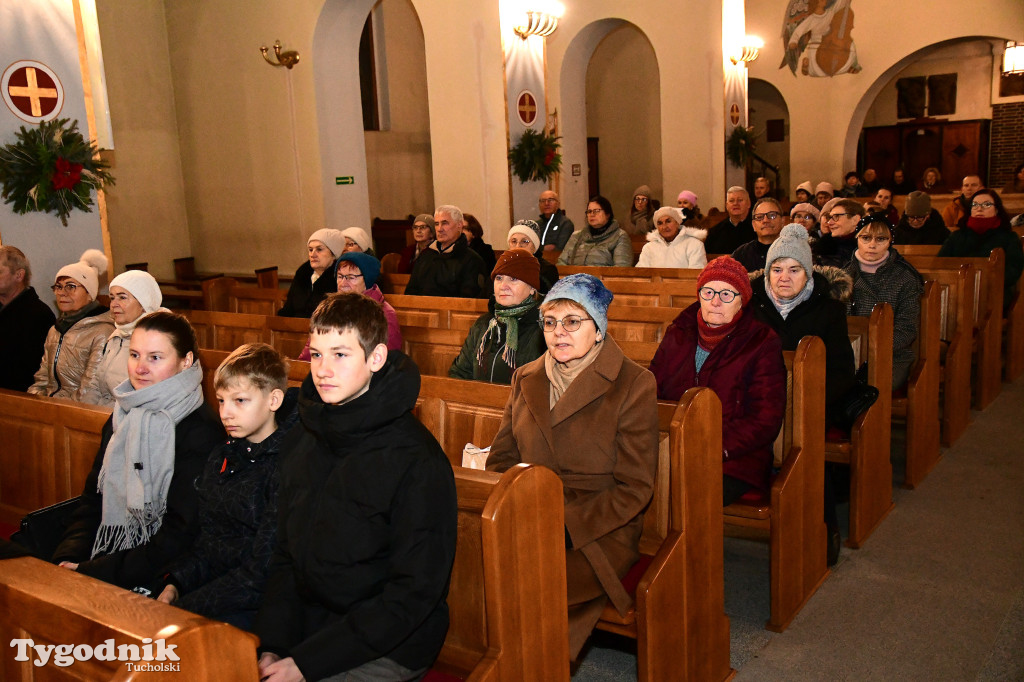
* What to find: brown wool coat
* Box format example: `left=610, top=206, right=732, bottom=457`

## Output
left=487, top=335, right=658, bottom=657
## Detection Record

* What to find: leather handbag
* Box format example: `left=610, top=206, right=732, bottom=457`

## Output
left=10, top=496, right=82, bottom=560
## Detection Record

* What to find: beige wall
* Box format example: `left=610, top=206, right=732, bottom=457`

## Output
left=585, top=24, right=662, bottom=218
left=94, top=0, right=190, bottom=279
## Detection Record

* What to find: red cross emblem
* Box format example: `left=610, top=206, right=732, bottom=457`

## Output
left=2, top=61, right=64, bottom=122
left=517, top=91, right=538, bottom=126
left=729, top=103, right=741, bottom=126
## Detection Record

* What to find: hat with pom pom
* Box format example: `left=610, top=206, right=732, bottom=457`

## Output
left=55, top=249, right=108, bottom=300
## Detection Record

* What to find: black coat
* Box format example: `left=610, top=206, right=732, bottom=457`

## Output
left=704, top=216, right=756, bottom=255
left=750, top=271, right=858, bottom=417
left=731, top=239, right=772, bottom=272
left=537, top=210, right=575, bottom=250
left=253, top=352, right=457, bottom=680
left=939, top=224, right=1024, bottom=304
left=52, top=405, right=224, bottom=589
left=278, top=261, right=338, bottom=318
left=894, top=210, right=950, bottom=245
left=812, top=234, right=858, bottom=268
left=405, top=234, right=488, bottom=298
left=0, top=287, right=55, bottom=391
left=468, top=236, right=497, bottom=273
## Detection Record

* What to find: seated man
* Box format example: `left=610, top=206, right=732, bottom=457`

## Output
left=732, top=198, right=785, bottom=272
left=894, top=191, right=950, bottom=245
left=941, top=175, right=983, bottom=227
left=537, top=190, right=575, bottom=251
left=704, top=186, right=756, bottom=255
left=405, top=204, right=488, bottom=298
left=0, top=246, right=55, bottom=391
left=837, top=171, right=863, bottom=198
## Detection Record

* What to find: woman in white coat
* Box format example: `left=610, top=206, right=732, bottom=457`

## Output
left=636, top=206, right=707, bottom=269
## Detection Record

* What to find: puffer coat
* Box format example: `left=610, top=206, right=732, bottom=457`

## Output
left=29, top=307, right=115, bottom=404
left=558, top=221, right=633, bottom=267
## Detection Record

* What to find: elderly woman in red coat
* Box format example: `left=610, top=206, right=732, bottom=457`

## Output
left=649, top=256, right=787, bottom=504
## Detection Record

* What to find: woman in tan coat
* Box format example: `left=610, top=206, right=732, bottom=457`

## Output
left=486, top=273, right=659, bottom=659
left=29, top=249, right=114, bottom=404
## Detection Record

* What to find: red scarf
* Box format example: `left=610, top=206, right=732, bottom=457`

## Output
left=967, top=216, right=1001, bottom=234
left=697, top=308, right=742, bottom=351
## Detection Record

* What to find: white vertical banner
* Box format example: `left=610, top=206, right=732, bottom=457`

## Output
left=504, top=31, right=549, bottom=225
left=722, top=0, right=749, bottom=192
left=0, top=0, right=106, bottom=309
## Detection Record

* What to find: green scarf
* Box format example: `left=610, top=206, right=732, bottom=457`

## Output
left=476, top=296, right=539, bottom=370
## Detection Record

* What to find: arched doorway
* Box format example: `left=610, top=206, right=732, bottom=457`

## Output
left=749, top=79, right=790, bottom=200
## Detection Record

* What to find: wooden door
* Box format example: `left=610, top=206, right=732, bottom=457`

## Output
left=941, top=120, right=989, bottom=187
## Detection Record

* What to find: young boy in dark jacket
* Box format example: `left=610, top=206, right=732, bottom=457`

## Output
left=254, top=293, right=458, bottom=682
left=157, top=343, right=295, bottom=630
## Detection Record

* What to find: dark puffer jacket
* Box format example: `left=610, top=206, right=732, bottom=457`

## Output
left=894, top=210, right=950, bottom=245
left=278, top=261, right=338, bottom=318
left=405, top=234, right=488, bottom=298
left=253, top=352, right=457, bottom=681
left=845, top=249, right=924, bottom=389
left=939, top=224, right=1024, bottom=305
left=812, top=233, right=858, bottom=268
left=0, top=286, right=55, bottom=391
left=449, top=298, right=545, bottom=384
left=649, top=303, right=786, bottom=492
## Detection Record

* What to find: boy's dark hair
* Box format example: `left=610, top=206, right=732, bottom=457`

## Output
left=135, top=311, right=198, bottom=359
left=215, top=342, right=288, bottom=392
left=310, top=292, right=388, bottom=358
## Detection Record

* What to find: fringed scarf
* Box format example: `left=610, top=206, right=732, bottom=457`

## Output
left=476, top=297, right=539, bottom=371
left=92, top=362, right=204, bottom=558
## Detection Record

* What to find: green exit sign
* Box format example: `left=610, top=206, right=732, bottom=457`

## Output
left=335, top=176, right=355, bottom=185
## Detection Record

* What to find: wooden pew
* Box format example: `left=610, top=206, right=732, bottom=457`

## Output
left=894, top=281, right=942, bottom=489
left=723, top=336, right=828, bottom=632
left=188, top=309, right=268, bottom=352
left=229, top=285, right=288, bottom=315
left=0, top=390, right=111, bottom=527
left=0, top=556, right=260, bottom=681
left=414, top=376, right=733, bottom=681
left=826, top=304, right=895, bottom=548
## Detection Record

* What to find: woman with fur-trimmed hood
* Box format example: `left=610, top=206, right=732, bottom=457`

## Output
left=637, top=206, right=708, bottom=269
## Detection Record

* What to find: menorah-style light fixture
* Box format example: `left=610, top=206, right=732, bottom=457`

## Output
left=260, top=40, right=300, bottom=69
left=514, top=1, right=565, bottom=39
left=1003, top=41, right=1024, bottom=75
left=730, top=36, right=764, bottom=65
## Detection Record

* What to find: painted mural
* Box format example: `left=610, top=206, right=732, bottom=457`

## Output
left=781, top=0, right=861, bottom=77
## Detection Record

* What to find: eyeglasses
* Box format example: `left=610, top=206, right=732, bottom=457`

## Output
left=826, top=212, right=849, bottom=222
left=337, top=274, right=363, bottom=282
left=906, top=214, right=928, bottom=221
left=540, top=315, right=592, bottom=332
left=857, top=234, right=891, bottom=244
left=412, top=224, right=430, bottom=230
left=634, top=196, right=648, bottom=202
left=971, top=201, right=995, bottom=209
left=51, top=283, right=80, bottom=293
left=752, top=211, right=781, bottom=222
left=585, top=209, right=604, bottom=216
left=698, top=287, right=739, bottom=304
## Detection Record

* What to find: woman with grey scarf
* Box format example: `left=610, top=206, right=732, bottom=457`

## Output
left=52, top=312, right=223, bottom=590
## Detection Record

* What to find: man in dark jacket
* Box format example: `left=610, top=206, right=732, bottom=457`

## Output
left=732, top=198, right=785, bottom=271
left=537, top=190, right=575, bottom=251
left=894, top=191, right=950, bottom=245
left=254, top=293, right=457, bottom=682
left=405, top=204, right=488, bottom=298
left=704, top=186, right=756, bottom=255
left=0, top=246, right=55, bottom=391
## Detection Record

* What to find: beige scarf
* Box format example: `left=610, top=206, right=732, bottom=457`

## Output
left=543, top=341, right=602, bottom=408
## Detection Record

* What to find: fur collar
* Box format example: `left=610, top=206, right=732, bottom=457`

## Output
left=748, top=264, right=853, bottom=302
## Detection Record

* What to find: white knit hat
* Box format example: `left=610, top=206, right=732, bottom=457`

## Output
left=55, top=249, right=108, bottom=300
left=308, top=228, right=346, bottom=258
left=341, top=226, right=372, bottom=252
left=108, top=270, right=163, bottom=313
left=508, top=220, right=541, bottom=250
left=815, top=182, right=834, bottom=196
left=652, top=206, right=683, bottom=225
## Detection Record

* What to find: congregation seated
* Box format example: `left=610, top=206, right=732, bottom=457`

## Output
left=536, top=189, right=575, bottom=251
left=861, top=168, right=881, bottom=195
left=277, top=228, right=343, bottom=318
left=890, top=168, right=916, bottom=195
left=812, top=198, right=865, bottom=267
left=845, top=216, right=923, bottom=390
left=463, top=213, right=497, bottom=272
left=396, top=214, right=435, bottom=274
left=794, top=180, right=814, bottom=205
left=676, top=189, right=705, bottom=227
left=508, top=219, right=559, bottom=292
left=28, top=249, right=114, bottom=404
left=405, top=204, right=488, bottom=298
left=636, top=206, right=707, bottom=269
left=732, top=197, right=785, bottom=272
left=486, top=273, right=658, bottom=660
left=752, top=176, right=774, bottom=203
left=1003, top=162, right=1024, bottom=194
left=894, top=191, right=950, bottom=245
left=836, top=171, right=864, bottom=198
left=449, top=249, right=545, bottom=384
left=87, top=269, right=167, bottom=405
left=873, top=187, right=900, bottom=226
left=51, top=311, right=224, bottom=589
left=814, top=182, right=834, bottom=210
left=341, top=226, right=376, bottom=257
left=0, top=245, right=55, bottom=392
left=558, top=195, right=633, bottom=266
left=941, top=175, right=983, bottom=227
left=648, top=256, right=785, bottom=505
left=704, top=186, right=755, bottom=255
left=624, top=185, right=657, bottom=236
left=918, top=166, right=945, bottom=194
left=790, top=202, right=821, bottom=240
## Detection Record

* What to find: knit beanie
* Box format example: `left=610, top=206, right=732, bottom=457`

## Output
left=789, top=202, right=820, bottom=220
left=633, top=185, right=652, bottom=199
left=652, top=206, right=683, bottom=225
left=853, top=214, right=894, bottom=239
left=337, top=252, right=381, bottom=288
left=308, top=228, right=346, bottom=258
left=677, top=190, right=698, bottom=206
left=815, top=182, right=834, bottom=196
left=414, top=214, right=436, bottom=237
left=795, top=181, right=814, bottom=196
left=509, top=220, right=541, bottom=250
left=341, top=227, right=372, bottom=252
left=543, top=273, right=614, bottom=333
left=108, top=270, right=162, bottom=313
left=821, top=197, right=841, bottom=218
left=491, top=248, right=540, bottom=291
left=905, top=191, right=931, bottom=217
left=765, top=224, right=814, bottom=280
left=697, top=256, right=753, bottom=307
left=55, top=249, right=108, bottom=300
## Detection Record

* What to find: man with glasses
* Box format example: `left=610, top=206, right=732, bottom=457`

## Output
left=732, top=198, right=786, bottom=271
left=941, top=175, right=983, bottom=228
left=894, top=191, right=949, bottom=245
left=536, top=190, right=575, bottom=251
left=704, top=186, right=756, bottom=256
left=812, top=198, right=865, bottom=267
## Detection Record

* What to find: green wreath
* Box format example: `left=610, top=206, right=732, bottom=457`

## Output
left=0, top=118, right=114, bottom=226
left=726, top=126, right=757, bottom=169
left=508, top=128, right=562, bottom=184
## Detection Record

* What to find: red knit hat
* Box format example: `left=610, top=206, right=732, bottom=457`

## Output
left=491, top=248, right=540, bottom=291
left=697, top=256, right=753, bottom=307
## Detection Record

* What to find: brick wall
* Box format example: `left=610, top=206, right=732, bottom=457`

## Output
left=990, top=102, right=1024, bottom=190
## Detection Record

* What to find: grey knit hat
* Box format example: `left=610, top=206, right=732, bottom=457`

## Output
left=543, top=273, right=614, bottom=334
left=765, top=224, right=814, bottom=277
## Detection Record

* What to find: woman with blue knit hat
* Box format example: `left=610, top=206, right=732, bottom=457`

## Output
left=486, top=273, right=659, bottom=659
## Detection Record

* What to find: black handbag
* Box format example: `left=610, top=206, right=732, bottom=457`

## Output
left=832, top=381, right=880, bottom=432
left=10, top=496, right=82, bottom=560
